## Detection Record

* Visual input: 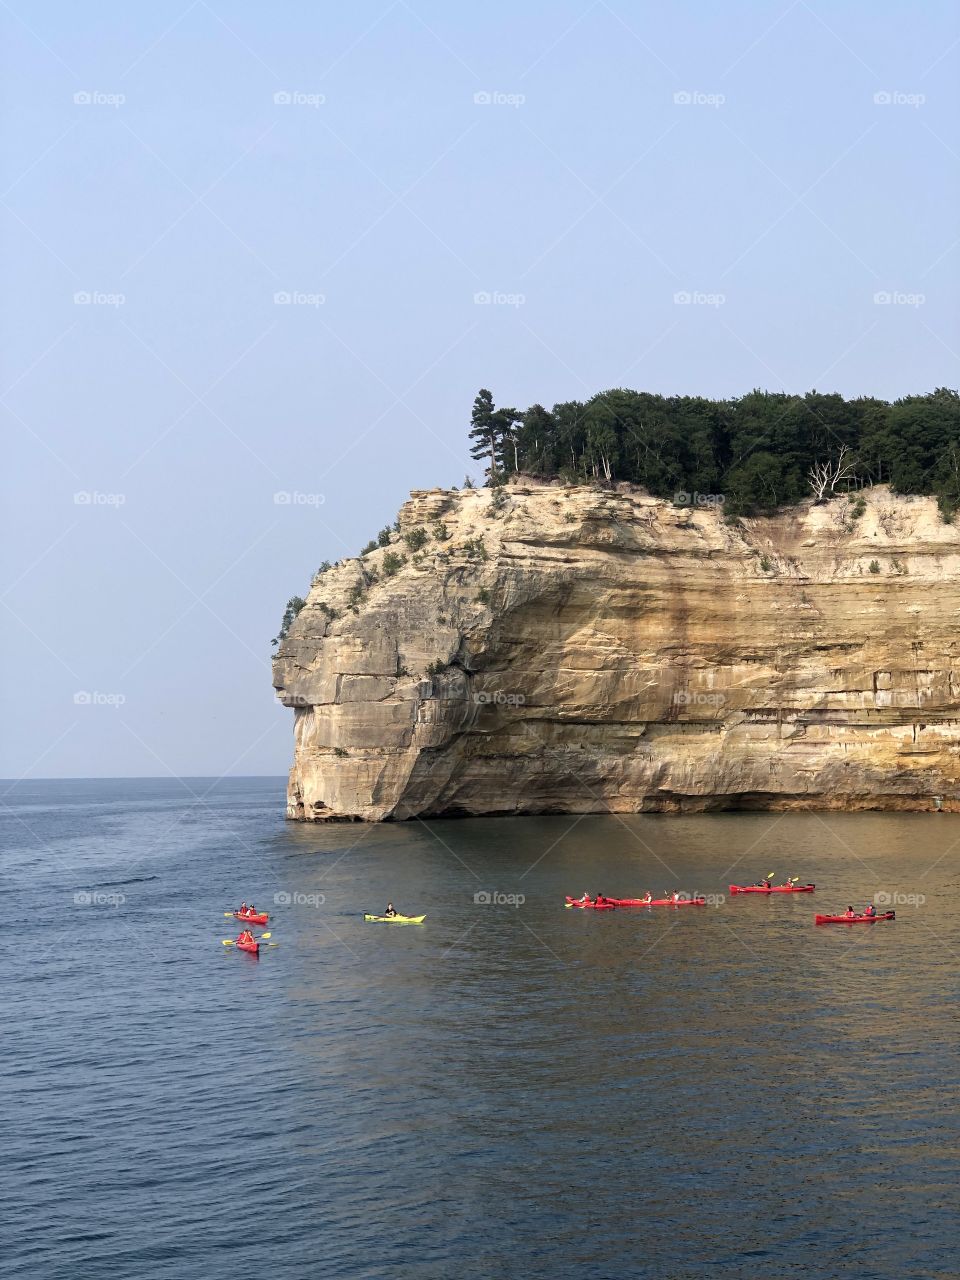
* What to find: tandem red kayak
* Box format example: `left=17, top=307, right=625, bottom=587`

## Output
left=235, top=935, right=260, bottom=955
left=815, top=911, right=895, bottom=925
left=730, top=884, right=815, bottom=894
left=565, top=896, right=706, bottom=908
left=234, top=910, right=269, bottom=925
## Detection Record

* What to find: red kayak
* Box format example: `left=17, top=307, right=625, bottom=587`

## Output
left=730, top=884, right=814, bottom=894
left=566, top=895, right=705, bottom=908
left=235, top=935, right=260, bottom=955
left=815, top=911, right=895, bottom=925
left=234, top=910, right=269, bottom=926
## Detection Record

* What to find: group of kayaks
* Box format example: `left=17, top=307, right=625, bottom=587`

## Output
left=223, top=876, right=895, bottom=961
left=223, top=903, right=426, bottom=958
left=223, top=906, right=273, bottom=957
left=565, top=880, right=896, bottom=926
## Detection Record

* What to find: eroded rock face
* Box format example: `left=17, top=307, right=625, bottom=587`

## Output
left=272, top=483, right=960, bottom=820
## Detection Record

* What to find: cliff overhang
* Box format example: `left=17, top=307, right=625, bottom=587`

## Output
left=272, top=482, right=960, bottom=820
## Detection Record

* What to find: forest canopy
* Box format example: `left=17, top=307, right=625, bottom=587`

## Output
left=466, top=386, right=960, bottom=517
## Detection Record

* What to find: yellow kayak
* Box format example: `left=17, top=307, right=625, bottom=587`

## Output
left=363, top=913, right=426, bottom=925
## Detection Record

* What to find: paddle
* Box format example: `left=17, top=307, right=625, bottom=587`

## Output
left=766, top=872, right=776, bottom=880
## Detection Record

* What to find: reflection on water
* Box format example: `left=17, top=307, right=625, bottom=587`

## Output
left=4, top=783, right=959, bottom=1279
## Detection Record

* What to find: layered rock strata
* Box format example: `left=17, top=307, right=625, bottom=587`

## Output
left=272, top=483, right=960, bottom=819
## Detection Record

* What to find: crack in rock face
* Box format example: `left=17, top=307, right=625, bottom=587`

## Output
left=272, top=483, right=960, bottom=821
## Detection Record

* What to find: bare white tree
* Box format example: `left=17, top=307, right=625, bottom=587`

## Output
left=808, top=445, right=857, bottom=502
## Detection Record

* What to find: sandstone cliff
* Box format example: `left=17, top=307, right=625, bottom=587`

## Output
left=272, top=483, right=960, bottom=820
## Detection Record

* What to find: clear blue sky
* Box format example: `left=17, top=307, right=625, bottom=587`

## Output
left=2, top=0, right=958, bottom=778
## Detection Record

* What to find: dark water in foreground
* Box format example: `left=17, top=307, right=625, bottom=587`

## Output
left=3, top=778, right=959, bottom=1279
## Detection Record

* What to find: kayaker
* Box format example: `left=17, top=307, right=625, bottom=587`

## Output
left=595, top=892, right=606, bottom=905
left=864, top=903, right=877, bottom=917
left=248, top=904, right=257, bottom=915
left=579, top=891, right=591, bottom=904
left=384, top=902, right=398, bottom=917
left=238, top=929, right=255, bottom=945
left=240, top=901, right=248, bottom=913
left=844, top=905, right=856, bottom=918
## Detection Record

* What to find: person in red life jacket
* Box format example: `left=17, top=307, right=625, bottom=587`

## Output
left=248, top=904, right=257, bottom=916
left=578, top=891, right=590, bottom=904
left=641, top=892, right=652, bottom=904
left=844, top=905, right=856, bottom=918
left=239, top=902, right=248, bottom=914
left=237, top=929, right=255, bottom=946
left=864, top=902, right=877, bottom=917
left=595, top=892, right=608, bottom=905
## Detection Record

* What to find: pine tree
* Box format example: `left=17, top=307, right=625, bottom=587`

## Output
left=468, top=389, right=499, bottom=482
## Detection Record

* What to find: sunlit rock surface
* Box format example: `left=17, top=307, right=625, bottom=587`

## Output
left=273, top=483, right=960, bottom=820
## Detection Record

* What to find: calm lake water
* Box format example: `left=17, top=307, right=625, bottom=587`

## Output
left=3, top=778, right=959, bottom=1279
